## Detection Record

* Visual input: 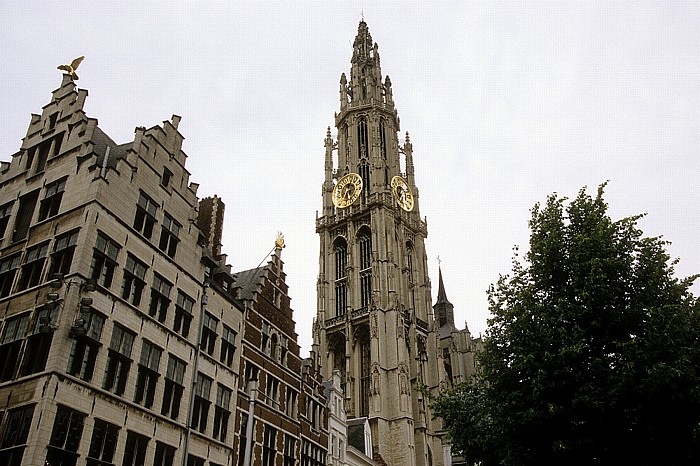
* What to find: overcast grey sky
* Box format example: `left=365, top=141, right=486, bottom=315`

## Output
left=2, top=2, right=698, bottom=355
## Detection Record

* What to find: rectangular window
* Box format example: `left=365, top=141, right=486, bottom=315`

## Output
left=161, top=168, right=172, bottom=189
left=237, top=413, right=249, bottom=466
left=0, top=202, right=13, bottom=239
left=103, top=324, right=135, bottom=396
left=89, top=232, right=120, bottom=288
left=148, top=274, right=172, bottom=323
left=0, top=404, right=35, bottom=466
left=48, top=229, right=79, bottom=278
left=0, top=313, right=30, bottom=381
left=192, top=373, right=212, bottom=433
left=121, top=254, right=147, bottom=306
left=243, top=362, right=259, bottom=393
left=122, top=431, right=148, bottom=466
left=161, top=355, right=186, bottom=419
left=201, top=312, right=218, bottom=356
left=284, top=435, right=296, bottom=466
left=220, top=325, right=237, bottom=367
left=173, top=290, right=194, bottom=337
left=262, top=425, right=277, bottom=466
left=213, top=384, right=232, bottom=442
left=154, top=441, right=176, bottom=466
left=17, top=242, right=49, bottom=291
left=38, top=177, right=67, bottom=221
left=45, top=405, right=86, bottom=466
left=12, top=190, right=39, bottom=242
left=280, top=335, right=288, bottom=365
left=87, top=418, right=119, bottom=466
left=19, top=305, right=58, bottom=376
left=133, top=192, right=157, bottom=239
left=265, top=375, right=279, bottom=409
left=0, top=255, right=21, bottom=298
left=158, top=213, right=180, bottom=258
left=285, top=388, right=298, bottom=418
left=34, top=139, right=51, bottom=173
left=261, top=321, right=269, bottom=351
left=67, top=309, right=106, bottom=381
left=301, top=440, right=327, bottom=466
left=187, top=455, right=205, bottom=466
left=134, top=341, right=161, bottom=409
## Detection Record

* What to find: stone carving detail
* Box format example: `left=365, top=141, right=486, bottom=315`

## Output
left=399, top=364, right=410, bottom=412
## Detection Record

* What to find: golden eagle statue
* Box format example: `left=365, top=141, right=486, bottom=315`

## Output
left=57, top=56, right=85, bottom=80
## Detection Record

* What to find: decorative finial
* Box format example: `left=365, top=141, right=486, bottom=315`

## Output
left=57, top=56, right=85, bottom=81
left=437, top=255, right=442, bottom=266
left=275, top=232, right=285, bottom=250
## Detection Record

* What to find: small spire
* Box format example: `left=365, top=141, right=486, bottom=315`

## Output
left=436, top=265, right=452, bottom=305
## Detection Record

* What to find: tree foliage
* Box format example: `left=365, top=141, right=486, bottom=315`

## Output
left=431, top=185, right=700, bottom=465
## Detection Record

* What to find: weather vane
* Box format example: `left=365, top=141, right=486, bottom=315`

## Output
left=57, top=56, right=85, bottom=81
left=275, top=232, right=285, bottom=249
left=437, top=255, right=442, bottom=266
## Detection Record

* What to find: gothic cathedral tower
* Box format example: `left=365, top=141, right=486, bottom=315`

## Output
left=315, top=21, right=444, bottom=465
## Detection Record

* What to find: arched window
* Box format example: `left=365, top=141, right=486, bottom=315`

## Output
left=406, top=242, right=414, bottom=284
left=334, top=239, right=348, bottom=317
left=358, top=229, right=372, bottom=309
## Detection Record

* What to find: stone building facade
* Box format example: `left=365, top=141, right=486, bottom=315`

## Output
left=313, top=21, right=480, bottom=466
left=0, top=73, right=327, bottom=465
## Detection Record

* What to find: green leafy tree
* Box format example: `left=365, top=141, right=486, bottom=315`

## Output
left=431, top=185, right=700, bottom=465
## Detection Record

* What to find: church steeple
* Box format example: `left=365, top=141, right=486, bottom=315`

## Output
left=434, top=266, right=456, bottom=331
left=316, top=21, right=441, bottom=465
left=348, top=21, right=383, bottom=104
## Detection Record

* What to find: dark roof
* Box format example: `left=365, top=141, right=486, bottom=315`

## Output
left=90, top=126, right=130, bottom=168
left=347, top=418, right=369, bottom=455
left=233, top=266, right=265, bottom=301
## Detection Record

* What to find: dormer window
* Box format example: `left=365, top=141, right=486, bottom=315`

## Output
left=48, top=113, right=58, bottom=130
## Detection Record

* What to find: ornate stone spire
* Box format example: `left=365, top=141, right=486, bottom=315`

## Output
left=347, top=21, right=385, bottom=104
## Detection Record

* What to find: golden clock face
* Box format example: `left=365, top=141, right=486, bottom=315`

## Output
left=332, top=173, right=363, bottom=209
left=391, top=176, right=414, bottom=212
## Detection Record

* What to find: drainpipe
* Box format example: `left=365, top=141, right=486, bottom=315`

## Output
left=243, top=301, right=257, bottom=466
left=184, top=282, right=208, bottom=466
